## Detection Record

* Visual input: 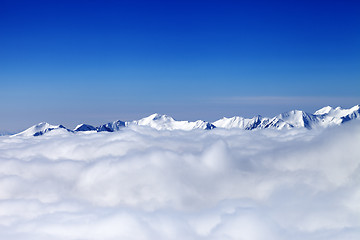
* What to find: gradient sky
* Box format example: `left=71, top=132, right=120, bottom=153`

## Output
left=1, top=0, right=360, bottom=132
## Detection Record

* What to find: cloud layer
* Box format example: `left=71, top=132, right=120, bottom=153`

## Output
left=1, top=122, right=360, bottom=240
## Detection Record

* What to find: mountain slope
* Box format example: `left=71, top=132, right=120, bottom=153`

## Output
left=74, top=124, right=97, bottom=132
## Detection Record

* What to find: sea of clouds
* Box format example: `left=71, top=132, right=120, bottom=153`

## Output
left=0, top=121, right=360, bottom=240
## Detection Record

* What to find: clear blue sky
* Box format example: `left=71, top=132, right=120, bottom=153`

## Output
left=1, top=0, right=360, bottom=132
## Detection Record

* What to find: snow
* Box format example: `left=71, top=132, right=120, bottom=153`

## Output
left=74, top=124, right=97, bottom=132
left=314, top=106, right=333, bottom=115
left=13, top=122, right=70, bottom=137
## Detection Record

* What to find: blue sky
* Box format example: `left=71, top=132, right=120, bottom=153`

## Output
left=1, top=0, right=360, bottom=131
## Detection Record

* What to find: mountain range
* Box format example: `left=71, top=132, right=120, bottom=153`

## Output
left=11, top=105, right=360, bottom=137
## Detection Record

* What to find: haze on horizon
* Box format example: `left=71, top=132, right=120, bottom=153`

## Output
left=1, top=0, right=359, bottom=131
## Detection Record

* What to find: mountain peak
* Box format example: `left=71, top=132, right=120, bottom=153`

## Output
left=74, top=124, right=96, bottom=132
left=97, top=120, right=126, bottom=132
left=314, top=106, right=333, bottom=115
left=14, top=122, right=70, bottom=137
left=147, top=113, right=173, bottom=121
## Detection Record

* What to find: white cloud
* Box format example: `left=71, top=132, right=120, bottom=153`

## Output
left=0, top=122, right=360, bottom=239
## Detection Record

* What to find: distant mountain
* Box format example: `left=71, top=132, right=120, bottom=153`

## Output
left=129, top=113, right=215, bottom=130
left=11, top=105, right=360, bottom=136
left=13, top=122, right=72, bottom=137
left=213, top=115, right=292, bottom=130
left=96, top=120, right=126, bottom=132
left=314, top=105, right=360, bottom=126
left=213, top=111, right=315, bottom=130
left=213, top=105, right=360, bottom=130
left=91, top=114, right=215, bottom=132
left=74, top=124, right=97, bottom=132
left=274, top=110, right=319, bottom=129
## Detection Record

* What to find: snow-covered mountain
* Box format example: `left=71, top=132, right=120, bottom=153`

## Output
left=274, top=110, right=320, bottom=129
left=213, top=105, right=360, bottom=130
left=129, top=113, right=215, bottom=130
left=213, top=115, right=292, bottom=130
left=73, top=114, right=214, bottom=133
left=314, top=105, right=360, bottom=126
left=74, top=124, right=97, bottom=132
left=213, top=111, right=315, bottom=130
left=11, top=105, right=360, bottom=136
left=13, top=122, right=72, bottom=137
left=97, top=120, right=126, bottom=132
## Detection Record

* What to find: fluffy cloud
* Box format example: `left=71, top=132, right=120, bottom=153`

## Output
left=0, top=122, right=360, bottom=240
